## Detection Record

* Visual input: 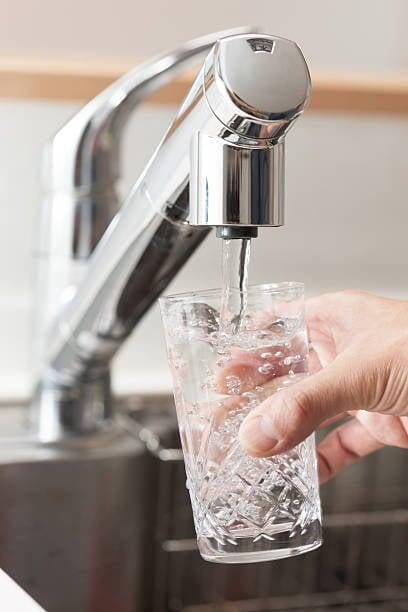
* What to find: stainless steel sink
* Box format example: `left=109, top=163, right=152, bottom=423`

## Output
left=0, top=400, right=157, bottom=612
left=2, top=397, right=408, bottom=612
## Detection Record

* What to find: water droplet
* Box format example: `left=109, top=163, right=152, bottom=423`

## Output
left=267, top=319, right=285, bottom=330
left=260, top=352, right=273, bottom=359
left=256, top=331, right=268, bottom=340
left=257, top=363, right=275, bottom=375
left=275, top=351, right=284, bottom=359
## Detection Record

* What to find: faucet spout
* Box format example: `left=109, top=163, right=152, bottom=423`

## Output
left=32, top=31, right=311, bottom=442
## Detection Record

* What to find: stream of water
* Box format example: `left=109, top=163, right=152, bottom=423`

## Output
left=219, top=238, right=252, bottom=334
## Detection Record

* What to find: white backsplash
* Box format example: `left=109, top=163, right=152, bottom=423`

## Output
left=2, top=0, right=408, bottom=74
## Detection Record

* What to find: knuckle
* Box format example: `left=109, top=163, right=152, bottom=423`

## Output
left=398, top=418, right=408, bottom=447
left=281, top=390, right=312, bottom=429
left=366, top=344, right=408, bottom=414
left=341, top=289, right=366, bottom=298
left=331, top=289, right=369, bottom=305
left=374, top=423, right=408, bottom=448
left=333, top=428, right=361, bottom=462
left=325, top=289, right=355, bottom=300
left=393, top=430, right=408, bottom=448
left=316, top=448, right=334, bottom=480
left=316, top=289, right=366, bottom=312
left=345, top=289, right=376, bottom=305
left=388, top=334, right=408, bottom=365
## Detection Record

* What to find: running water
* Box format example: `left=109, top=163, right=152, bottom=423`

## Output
left=161, top=271, right=318, bottom=561
left=219, top=238, right=251, bottom=334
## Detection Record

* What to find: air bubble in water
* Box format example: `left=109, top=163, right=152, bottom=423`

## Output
left=225, top=375, right=241, bottom=394
left=275, top=351, right=284, bottom=359
left=260, top=352, right=273, bottom=359
left=257, top=363, right=275, bottom=375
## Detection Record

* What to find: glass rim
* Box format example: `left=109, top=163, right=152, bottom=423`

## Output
left=160, top=281, right=304, bottom=305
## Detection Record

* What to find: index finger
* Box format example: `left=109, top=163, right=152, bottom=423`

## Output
left=216, top=337, right=307, bottom=395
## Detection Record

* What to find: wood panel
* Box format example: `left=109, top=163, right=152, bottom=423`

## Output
left=0, top=57, right=407, bottom=115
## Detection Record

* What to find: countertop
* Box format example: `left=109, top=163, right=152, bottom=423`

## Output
left=0, top=569, right=45, bottom=612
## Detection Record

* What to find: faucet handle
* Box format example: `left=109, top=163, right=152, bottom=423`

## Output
left=190, top=34, right=311, bottom=230
left=204, top=34, right=311, bottom=142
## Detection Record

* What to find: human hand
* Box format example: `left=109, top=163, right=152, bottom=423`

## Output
left=238, top=291, right=408, bottom=482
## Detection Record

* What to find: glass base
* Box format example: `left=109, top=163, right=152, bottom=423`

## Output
left=197, top=520, right=322, bottom=564
left=199, top=538, right=322, bottom=564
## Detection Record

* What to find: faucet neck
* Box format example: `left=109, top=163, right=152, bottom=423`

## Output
left=32, top=372, right=112, bottom=442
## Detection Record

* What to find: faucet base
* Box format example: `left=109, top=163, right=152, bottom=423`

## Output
left=31, top=371, right=113, bottom=442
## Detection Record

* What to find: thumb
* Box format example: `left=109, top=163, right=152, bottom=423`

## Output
left=238, top=351, right=367, bottom=457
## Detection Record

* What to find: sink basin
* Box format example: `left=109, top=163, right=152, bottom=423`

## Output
left=0, top=399, right=157, bottom=612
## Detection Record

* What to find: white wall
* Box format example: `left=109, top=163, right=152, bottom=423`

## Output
left=1, top=1, right=408, bottom=398
left=2, top=0, right=408, bottom=73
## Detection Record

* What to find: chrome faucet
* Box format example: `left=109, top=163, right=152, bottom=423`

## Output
left=32, top=28, right=311, bottom=442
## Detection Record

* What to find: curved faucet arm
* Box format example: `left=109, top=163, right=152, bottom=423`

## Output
left=45, top=26, right=259, bottom=198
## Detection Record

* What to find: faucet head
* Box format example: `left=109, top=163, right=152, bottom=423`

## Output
left=205, top=33, right=311, bottom=141
left=189, top=33, right=311, bottom=234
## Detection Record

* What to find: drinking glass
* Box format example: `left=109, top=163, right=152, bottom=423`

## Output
left=160, top=282, right=322, bottom=564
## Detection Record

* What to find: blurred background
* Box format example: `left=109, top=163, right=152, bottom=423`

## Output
left=1, top=2, right=408, bottom=611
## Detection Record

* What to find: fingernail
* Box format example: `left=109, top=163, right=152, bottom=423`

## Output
left=239, top=415, right=278, bottom=455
